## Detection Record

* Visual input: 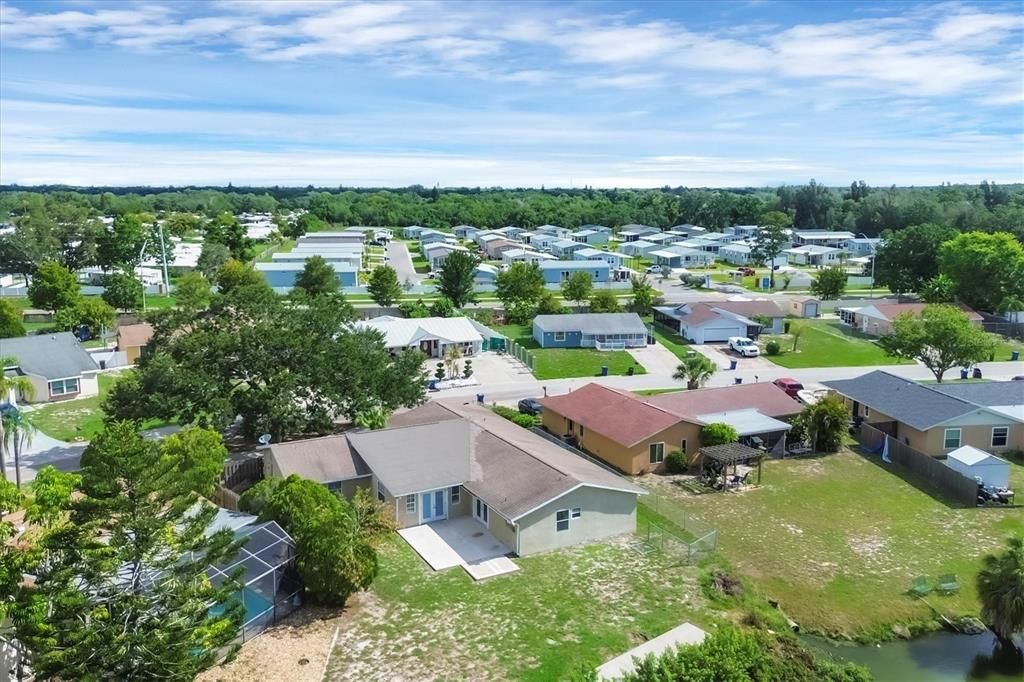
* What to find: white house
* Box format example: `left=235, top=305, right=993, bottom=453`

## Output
left=356, top=316, right=487, bottom=358
left=620, top=240, right=659, bottom=257
left=574, top=247, right=624, bottom=268
left=502, top=248, right=556, bottom=266
left=423, top=243, right=470, bottom=271
left=792, top=230, right=854, bottom=248
left=783, top=245, right=843, bottom=266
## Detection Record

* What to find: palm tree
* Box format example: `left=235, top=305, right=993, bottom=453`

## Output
left=0, top=355, right=35, bottom=481
left=444, top=344, right=463, bottom=379
left=672, top=354, right=716, bottom=390
left=1, top=408, right=37, bottom=489
left=976, top=535, right=1024, bottom=650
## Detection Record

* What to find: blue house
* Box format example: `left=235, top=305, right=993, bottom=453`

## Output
left=574, top=248, right=624, bottom=268
left=256, top=262, right=358, bottom=289
left=538, top=260, right=610, bottom=284
left=532, top=313, right=648, bottom=348
left=474, top=263, right=499, bottom=283
left=403, top=225, right=425, bottom=238
left=453, top=224, right=479, bottom=239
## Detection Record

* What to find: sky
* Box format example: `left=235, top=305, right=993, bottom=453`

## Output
left=1, top=0, right=1022, bottom=189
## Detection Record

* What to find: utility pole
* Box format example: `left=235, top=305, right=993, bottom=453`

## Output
left=138, top=238, right=149, bottom=314
left=157, top=220, right=170, bottom=295
left=855, top=232, right=876, bottom=299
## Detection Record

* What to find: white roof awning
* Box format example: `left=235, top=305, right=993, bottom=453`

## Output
left=695, top=408, right=791, bottom=436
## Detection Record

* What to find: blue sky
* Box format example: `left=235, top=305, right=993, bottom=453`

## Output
left=1, top=0, right=1022, bottom=188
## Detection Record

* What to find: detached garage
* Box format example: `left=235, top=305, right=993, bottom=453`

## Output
left=945, top=446, right=1010, bottom=489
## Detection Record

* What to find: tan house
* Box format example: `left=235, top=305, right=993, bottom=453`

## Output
left=116, top=322, right=154, bottom=364
left=540, top=383, right=801, bottom=475
left=264, top=400, right=645, bottom=557
left=844, top=303, right=982, bottom=337
left=823, top=371, right=1023, bottom=456
left=785, top=295, right=820, bottom=318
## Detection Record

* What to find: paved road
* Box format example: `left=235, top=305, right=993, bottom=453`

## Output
left=387, top=240, right=423, bottom=286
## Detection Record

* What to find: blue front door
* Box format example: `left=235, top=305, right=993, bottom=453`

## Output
left=420, top=489, right=446, bottom=523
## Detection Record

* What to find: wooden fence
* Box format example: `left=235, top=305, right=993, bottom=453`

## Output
left=857, top=423, right=978, bottom=506
left=222, top=456, right=264, bottom=491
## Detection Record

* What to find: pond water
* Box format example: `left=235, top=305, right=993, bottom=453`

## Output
left=805, top=632, right=1023, bottom=682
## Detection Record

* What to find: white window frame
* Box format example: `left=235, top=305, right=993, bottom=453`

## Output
left=570, top=508, right=582, bottom=519
left=554, top=331, right=566, bottom=342
left=450, top=486, right=461, bottom=504
left=555, top=509, right=570, bottom=532
left=473, top=496, right=489, bottom=525
left=48, top=377, right=80, bottom=397
left=991, top=426, right=1009, bottom=448
left=405, top=494, right=416, bottom=514
left=943, top=428, right=962, bottom=450
left=649, top=442, right=665, bottom=464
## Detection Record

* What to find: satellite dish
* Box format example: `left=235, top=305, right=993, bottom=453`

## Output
left=257, top=433, right=272, bottom=445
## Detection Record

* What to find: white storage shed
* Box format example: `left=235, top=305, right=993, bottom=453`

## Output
left=945, top=446, right=1010, bottom=489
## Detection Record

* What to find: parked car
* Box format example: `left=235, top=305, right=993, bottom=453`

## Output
left=1012, top=375, right=1024, bottom=381
left=737, top=267, right=755, bottom=276
left=645, top=264, right=663, bottom=274
left=773, top=378, right=804, bottom=398
left=728, top=336, right=760, bottom=357
left=517, top=398, right=544, bottom=415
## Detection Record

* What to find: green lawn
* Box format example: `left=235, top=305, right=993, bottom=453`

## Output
left=254, top=238, right=295, bottom=262
left=640, top=450, right=1024, bottom=640
left=649, top=323, right=692, bottom=360
left=27, top=372, right=168, bottom=442
left=494, top=323, right=647, bottom=380
left=325, top=535, right=711, bottom=681
left=987, top=333, right=1023, bottom=361
left=761, top=320, right=913, bottom=368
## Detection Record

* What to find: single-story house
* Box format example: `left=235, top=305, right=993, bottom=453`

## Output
left=549, top=238, right=588, bottom=258
left=619, top=240, right=659, bottom=257
left=116, top=322, right=154, bottom=365
left=823, top=371, right=1024, bottom=456
left=571, top=229, right=609, bottom=246
left=847, top=237, right=881, bottom=257
left=646, top=232, right=685, bottom=245
left=277, top=401, right=646, bottom=557
left=534, top=224, right=573, bottom=239
left=501, top=248, right=556, bottom=266
left=574, top=248, right=625, bottom=268
left=532, top=313, right=648, bottom=348
left=297, top=230, right=365, bottom=245
left=792, top=230, right=854, bottom=248
left=783, top=244, right=843, bottom=266
left=538, top=260, right=611, bottom=284
left=618, top=225, right=661, bottom=242
left=785, top=295, right=821, bottom=318
left=474, top=263, right=500, bottom=283
left=522, top=233, right=558, bottom=251
left=356, top=315, right=487, bottom=358
left=540, top=382, right=800, bottom=474
left=492, top=225, right=527, bottom=241
left=423, top=242, right=470, bottom=271
left=669, top=224, right=707, bottom=237
left=272, top=251, right=362, bottom=269
left=403, top=225, right=426, bottom=238
left=255, top=262, right=358, bottom=289
left=475, top=231, right=503, bottom=247
left=725, top=225, right=760, bottom=239
left=653, top=300, right=784, bottom=343
left=2, top=332, right=100, bottom=404
left=419, top=229, right=454, bottom=246
left=945, top=446, right=1010, bottom=489
left=846, top=303, right=982, bottom=337
left=483, top=238, right=520, bottom=259
left=718, top=243, right=754, bottom=266
left=650, top=246, right=715, bottom=269
left=452, top=225, right=479, bottom=239
left=581, top=224, right=613, bottom=233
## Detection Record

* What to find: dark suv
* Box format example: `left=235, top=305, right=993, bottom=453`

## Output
left=517, top=398, right=544, bottom=416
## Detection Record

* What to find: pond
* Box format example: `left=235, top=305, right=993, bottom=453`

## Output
left=806, top=632, right=1023, bottom=682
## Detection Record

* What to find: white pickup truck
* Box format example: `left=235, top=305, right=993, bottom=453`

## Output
left=728, top=336, right=760, bottom=357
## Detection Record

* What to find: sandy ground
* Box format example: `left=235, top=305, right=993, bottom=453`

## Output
left=197, top=603, right=355, bottom=682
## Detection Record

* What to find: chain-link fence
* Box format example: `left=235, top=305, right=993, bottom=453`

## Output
left=637, top=493, right=718, bottom=564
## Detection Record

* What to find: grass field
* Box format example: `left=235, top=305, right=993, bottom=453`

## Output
left=26, top=372, right=167, bottom=442
left=649, top=323, right=692, bottom=360
left=494, top=323, right=647, bottom=380
left=325, top=535, right=711, bottom=681
left=761, top=320, right=913, bottom=368
left=640, top=450, right=1024, bottom=640
left=254, top=238, right=295, bottom=262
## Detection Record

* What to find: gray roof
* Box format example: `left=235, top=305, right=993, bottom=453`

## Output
left=538, top=260, right=609, bottom=271
left=1, top=332, right=99, bottom=380
left=533, top=313, right=647, bottom=335
left=267, top=434, right=371, bottom=483
left=929, top=382, right=1024, bottom=407
left=822, top=371, right=977, bottom=430
left=347, top=419, right=472, bottom=496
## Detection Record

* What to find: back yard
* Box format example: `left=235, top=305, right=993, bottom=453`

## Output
left=494, top=323, right=648, bottom=380
left=761, top=320, right=914, bottom=369
left=639, top=449, right=1024, bottom=640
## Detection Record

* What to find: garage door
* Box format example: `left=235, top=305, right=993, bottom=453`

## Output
left=703, top=325, right=743, bottom=342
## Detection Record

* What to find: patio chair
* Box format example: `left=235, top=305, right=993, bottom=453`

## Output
left=936, top=574, right=960, bottom=595
left=908, top=576, right=932, bottom=598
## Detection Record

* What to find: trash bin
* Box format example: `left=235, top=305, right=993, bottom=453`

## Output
left=973, top=367, right=982, bottom=379
left=600, top=366, right=609, bottom=377
left=476, top=393, right=484, bottom=404
left=627, top=366, right=634, bottom=376
left=729, top=359, right=738, bottom=370
left=734, top=377, right=743, bottom=384
left=1012, top=351, right=1020, bottom=361
left=960, top=369, right=968, bottom=380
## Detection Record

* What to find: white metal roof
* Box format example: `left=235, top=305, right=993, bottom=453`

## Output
left=948, top=445, right=1010, bottom=467
left=694, top=408, right=791, bottom=435
left=356, top=316, right=485, bottom=347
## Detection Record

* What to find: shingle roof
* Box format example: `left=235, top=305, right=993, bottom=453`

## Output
left=533, top=313, right=647, bottom=335
left=540, top=383, right=681, bottom=447
left=928, top=382, right=1023, bottom=407
left=267, top=434, right=371, bottom=482
left=116, top=323, right=153, bottom=348
left=1, top=332, right=99, bottom=380
left=821, top=371, right=977, bottom=430
left=348, top=420, right=472, bottom=496
left=867, top=303, right=982, bottom=322
left=646, top=383, right=802, bottom=420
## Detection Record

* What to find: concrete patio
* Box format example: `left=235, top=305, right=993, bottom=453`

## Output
left=397, top=516, right=519, bottom=580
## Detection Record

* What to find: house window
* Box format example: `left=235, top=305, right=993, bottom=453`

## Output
left=376, top=484, right=385, bottom=503
left=571, top=508, right=582, bottom=519
left=943, top=428, right=961, bottom=450
left=649, top=442, right=665, bottom=464
left=48, top=377, right=80, bottom=397
left=405, top=495, right=416, bottom=514
left=680, top=439, right=687, bottom=454
left=556, top=509, right=570, bottom=532
left=554, top=331, right=566, bottom=342
left=326, top=481, right=343, bottom=492
left=863, top=406, right=870, bottom=418
left=568, top=419, right=574, bottom=431
left=992, top=427, right=1009, bottom=448
left=450, top=486, right=461, bottom=504
left=579, top=425, right=584, bottom=437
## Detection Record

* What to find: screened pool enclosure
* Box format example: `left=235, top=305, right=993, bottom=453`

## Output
left=206, top=520, right=302, bottom=642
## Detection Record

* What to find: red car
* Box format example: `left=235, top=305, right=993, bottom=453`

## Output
left=773, top=378, right=804, bottom=399
left=737, top=267, right=756, bottom=276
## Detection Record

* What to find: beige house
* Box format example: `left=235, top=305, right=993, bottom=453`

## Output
left=823, top=371, right=1023, bottom=456
left=843, top=303, right=982, bottom=337
left=116, top=322, right=154, bottom=365
left=1, top=332, right=100, bottom=404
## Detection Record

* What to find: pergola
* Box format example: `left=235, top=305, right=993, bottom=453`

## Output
left=699, top=443, right=765, bottom=491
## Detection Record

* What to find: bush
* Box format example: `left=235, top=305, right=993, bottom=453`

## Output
left=492, top=405, right=536, bottom=428
left=701, top=422, right=739, bottom=446
left=463, top=359, right=473, bottom=379
left=665, top=450, right=689, bottom=474
left=765, top=340, right=781, bottom=356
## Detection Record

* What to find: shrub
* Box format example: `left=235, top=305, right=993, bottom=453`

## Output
left=665, top=450, right=689, bottom=474
left=463, top=359, right=473, bottom=379
left=434, top=362, right=445, bottom=380
left=765, top=340, right=781, bottom=356
left=701, top=422, right=739, bottom=446
left=492, top=405, right=535, bottom=428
